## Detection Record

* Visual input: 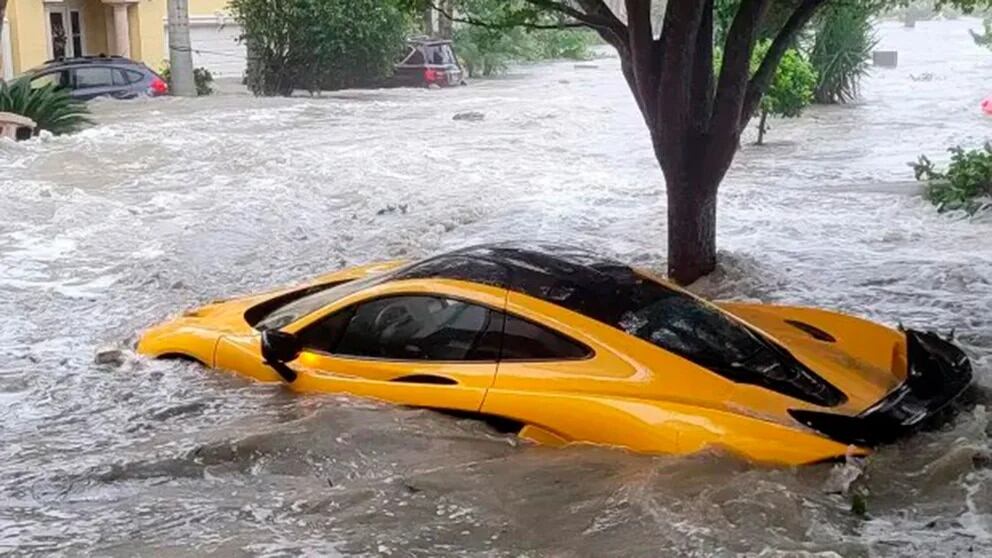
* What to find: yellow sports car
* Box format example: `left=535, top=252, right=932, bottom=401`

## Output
left=138, top=243, right=973, bottom=465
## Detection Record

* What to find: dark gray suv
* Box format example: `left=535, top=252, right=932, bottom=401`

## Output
left=24, top=56, right=169, bottom=101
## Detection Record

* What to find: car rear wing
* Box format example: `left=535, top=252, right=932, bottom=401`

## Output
left=788, top=330, right=973, bottom=446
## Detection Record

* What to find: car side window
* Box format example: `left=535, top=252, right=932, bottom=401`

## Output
left=112, top=69, right=140, bottom=86
left=74, top=67, right=115, bottom=88
left=30, top=71, right=69, bottom=89
left=500, top=314, right=591, bottom=361
left=303, top=296, right=497, bottom=361
left=402, top=47, right=425, bottom=66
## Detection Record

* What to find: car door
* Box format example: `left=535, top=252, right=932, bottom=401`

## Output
left=287, top=294, right=502, bottom=412
left=70, top=66, right=121, bottom=100
left=110, top=68, right=143, bottom=99
left=29, top=69, right=71, bottom=91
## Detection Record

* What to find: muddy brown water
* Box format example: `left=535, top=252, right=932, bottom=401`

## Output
left=1, top=18, right=991, bottom=557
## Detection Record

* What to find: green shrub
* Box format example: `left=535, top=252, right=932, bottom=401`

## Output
left=454, top=24, right=523, bottom=77
left=230, top=0, right=410, bottom=96
left=757, top=45, right=816, bottom=144
left=810, top=3, right=878, bottom=104
left=715, top=41, right=815, bottom=145
left=526, top=29, right=597, bottom=61
left=455, top=27, right=594, bottom=77
left=449, top=0, right=595, bottom=78
left=160, top=63, right=215, bottom=96
left=913, top=144, right=992, bottom=213
left=970, top=18, right=992, bottom=48
left=0, top=78, right=91, bottom=135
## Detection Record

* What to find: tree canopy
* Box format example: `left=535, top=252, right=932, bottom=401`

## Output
left=231, top=0, right=410, bottom=96
left=410, top=0, right=991, bottom=284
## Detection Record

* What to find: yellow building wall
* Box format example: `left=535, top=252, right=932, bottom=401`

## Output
left=191, top=0, right=232, bottom=14
left=136, top=0, right=166, bottom=68
left=128, top=2, right=141, bottom=59
left=7, top=0, right=47, bottom=75
left=83, top=2, right=108, bottom=56
left=3, top=0, right=168, bottom=76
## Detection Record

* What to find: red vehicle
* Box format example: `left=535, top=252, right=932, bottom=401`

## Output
left=389, top=38, right=465, bottom=88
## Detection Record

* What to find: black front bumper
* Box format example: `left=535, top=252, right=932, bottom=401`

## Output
left=789, top=330, right=973, bottom=447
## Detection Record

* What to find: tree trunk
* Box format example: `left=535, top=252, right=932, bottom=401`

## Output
left=666, top=174, right=718, bottom=285
left=757, top=108, right=768, bottom=145
left=578, top=0, right=827, bottom=284
left=437, top=0, right=454, bottom=39
left=423, top=7, right=433, bottom=35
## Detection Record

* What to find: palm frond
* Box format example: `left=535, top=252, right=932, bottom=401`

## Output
left=810, top=4, right=878, bottom=105
left=0, top=78, right=92, bottom=135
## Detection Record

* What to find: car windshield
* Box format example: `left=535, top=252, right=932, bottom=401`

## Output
left=255, top=272, right=396, bottom=331
left=611, top=273, right=843, bottom=405
left=613, top=276, right=771, bottom=372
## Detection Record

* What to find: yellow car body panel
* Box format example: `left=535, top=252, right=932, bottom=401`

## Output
left=137, top=245, right=971, bottom=466
left=482, top=390, right=865, bottom=465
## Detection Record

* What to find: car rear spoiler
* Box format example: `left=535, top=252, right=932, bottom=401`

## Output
left=788, top=330, right=973, bottom=447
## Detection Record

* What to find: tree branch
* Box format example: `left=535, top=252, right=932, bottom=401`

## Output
left=741, top=0, right=829, bottom=125
left=653, top=0, right=709, bottom=168
left=709, top=0, right=770, bottom=137
left=569, top=0, right=631, bottom=55
left=427, top=0, right=588, bottom=30
left=689, top=0, right=715, bottom=129
left=624, top=0, right=658, bottom=124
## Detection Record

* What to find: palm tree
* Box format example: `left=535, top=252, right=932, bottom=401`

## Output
left=810, top=3, right=878, bottom=104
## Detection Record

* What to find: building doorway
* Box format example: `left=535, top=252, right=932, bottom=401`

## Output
left=46, top=3, right=85, bottom=60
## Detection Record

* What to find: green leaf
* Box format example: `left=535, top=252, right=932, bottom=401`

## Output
left=0, top=78, right=92, bottom=135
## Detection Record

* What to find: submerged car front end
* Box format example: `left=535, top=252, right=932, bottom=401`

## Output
left=137, top=261, right=405, bottom=365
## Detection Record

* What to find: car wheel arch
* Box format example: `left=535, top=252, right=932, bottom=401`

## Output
left=156, top=352, right=208, bottom=366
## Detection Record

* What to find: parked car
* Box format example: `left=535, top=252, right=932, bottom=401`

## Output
left=138, top=243, right=973, bottom=466
left=23, top=55, right=168, bottom=101
left=388, top=38, right=465, bottom=88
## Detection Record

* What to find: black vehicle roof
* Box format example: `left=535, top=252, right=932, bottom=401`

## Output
left=37, top=55, right=142, bottom=69
left=392, top=243, right=645, bottom=325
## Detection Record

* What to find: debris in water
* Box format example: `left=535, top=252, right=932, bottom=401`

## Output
left=850, top=489, right=869, bottom=518
left=824, top=458, right=866, bottom=494
left=94, top=347, right=125, bottom=367
left=453, top=111, right=485, bottom=122
left=376, top=204, right=409, bottom=216
left=972, top=450, right=992, bottom=469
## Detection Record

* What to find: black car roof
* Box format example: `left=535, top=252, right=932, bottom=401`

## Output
left=38, top=55, right=141, bottom=69
left=392, top=243, right=643, bottom=324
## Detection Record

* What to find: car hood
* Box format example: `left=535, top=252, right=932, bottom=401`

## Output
left=717, top=302, right=908, bottom=414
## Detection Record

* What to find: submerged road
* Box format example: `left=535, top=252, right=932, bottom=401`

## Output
left=1, top=17, right=990, bottom=557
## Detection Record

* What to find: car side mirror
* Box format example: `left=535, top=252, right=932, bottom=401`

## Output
left=261, top=330, right=301, bottom=382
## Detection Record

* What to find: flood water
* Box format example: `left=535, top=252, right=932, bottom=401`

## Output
left=2, top=17, right=992, bottom=557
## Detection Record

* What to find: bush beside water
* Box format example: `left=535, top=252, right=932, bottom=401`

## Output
left=160, top=64, right=216, bottom=96
left=913, top=144, right=992, bottom=214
